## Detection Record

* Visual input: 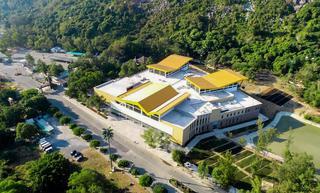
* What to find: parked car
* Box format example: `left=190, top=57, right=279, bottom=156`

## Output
left=72, top=151, right=84, bottom=162
left=41, top=143, right=52, bottom=151
left=44, top=146, right=53, bottom=153
left=70, top=150, right=77, bottom=156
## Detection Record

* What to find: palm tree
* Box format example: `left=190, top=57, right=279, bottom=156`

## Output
left=102, top=127, right=114, bottom=171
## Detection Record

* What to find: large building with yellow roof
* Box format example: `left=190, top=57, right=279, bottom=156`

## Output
left=94, top=54, right=262, bottom=146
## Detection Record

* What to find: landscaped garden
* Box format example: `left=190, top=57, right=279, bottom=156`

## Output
left=258, top=116, right=320, bottom=168
left=186, top=137, right=277, bottom=189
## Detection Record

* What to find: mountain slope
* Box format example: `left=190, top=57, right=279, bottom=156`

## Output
left=0, top=0, right=319, bottom=107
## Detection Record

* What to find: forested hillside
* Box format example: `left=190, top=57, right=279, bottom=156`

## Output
left=0, top=0, right=319, bottom=107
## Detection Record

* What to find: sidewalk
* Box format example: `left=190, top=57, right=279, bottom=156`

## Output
left=62, top=96, right=223, bottom=192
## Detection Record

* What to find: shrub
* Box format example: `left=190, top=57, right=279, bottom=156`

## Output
left=47, top=107, right=59, bottom=115
left=129, top=167, right=140, bottom=176
left=82, top=134, right=93, bottom=141
left=53, top=111, right=63, bottom=119
left=169, top=178, right=196, bottom=193
left=59, top=116, right=71, bottom=125
left=117, top=159, right=130, bottom=168
left=72, top=127, right=86, bottom=136
left=139, top=174, right=153, bottom=187
left=100, top=147, right=108, bottom=153
left=90, top=140, right=100, bottom=148
left=110, top=154, right=118, bottom=161
left=172, top=149, right=185, bottom=164
left=69, top=123, right=77, bottom=130
left=304, top=114, right=320, bottom=124
left=152, top=183, right=167, bottom=193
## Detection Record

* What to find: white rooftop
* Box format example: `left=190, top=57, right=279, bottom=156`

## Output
left=96, top=68, right=262, bottom=129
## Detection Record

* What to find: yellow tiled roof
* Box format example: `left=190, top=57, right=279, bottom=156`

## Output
left=118, top=82, right=188, bottom=115
left=147, top=54, right=193, bottom=73
left=186, top=69, right=248, bottom=90
left=151, top=92, right=190, bottom=115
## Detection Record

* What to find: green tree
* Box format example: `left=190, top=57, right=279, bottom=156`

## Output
left=20, top=94, right=50, bottom=117
left=250, top=176, right=262, bottom=193
left=86, top=95, right=103, bottom=110
left=211, top=151, right=236, bottom=188
left=72, top=127, right=86, bottom=136
left=172, top=149, right=185, bottom=164
left=251, top=119, right=277, bottom=176
left=36, top=59, right=52, bottom=88
left=117, top=160, right=130, bottom=168
left=0, top=160, right=11, bottom=180
left=89, top=140, right=100, bottom=148
left=0, top=179, right=30, bottom=193
left=26, top=152, right=74, bottom=193
left=270, top=141, right=319, bottom=193
left=15, top=123, right=38, bottom=141
left=0, top=127, right=15, bottom=150
left=0, top=105, right=24, bottom=127
left=256, top=118, right=277, bottom=152
left=25, top=54, right=35, bottom=66
left=142, top=128, right=170, bottom=149
left=198, top=160, right=209, bottom=179
left=152, top=183, right=168, bottom=193
left=102, top=127, right=114, bottom=171
left=142, top=128, right=157, bottom=148
left=49, top=64, right=64, bottom=77
left=0, top=89, right=19, bottom=106
left=59, top=116, right=72, bottom=125
left=67, top=169, right=109, bottom=193
left=66, top=70, right=103, bottom=98
left=139, top=174, right=153, bottom=187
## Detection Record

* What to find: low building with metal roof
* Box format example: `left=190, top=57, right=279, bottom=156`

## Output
left=147, top=54, right=193, bottom=76
left=95, top=55, right=262, bottom=146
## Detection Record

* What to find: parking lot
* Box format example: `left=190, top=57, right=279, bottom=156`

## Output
left=259, top=88, right=293, bottom=106
left=44, top=118, right=88, bottom=160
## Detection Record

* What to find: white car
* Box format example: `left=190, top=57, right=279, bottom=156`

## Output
left=41, top=143, right=52, bottom=150
left=44, top=146, right=53, bottom=153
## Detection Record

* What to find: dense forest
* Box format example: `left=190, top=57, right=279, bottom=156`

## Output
left=0, top=0, right=319, bottom=107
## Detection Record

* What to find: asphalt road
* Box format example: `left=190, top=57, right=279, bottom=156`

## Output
left=0, top=62, right=224, bottom=193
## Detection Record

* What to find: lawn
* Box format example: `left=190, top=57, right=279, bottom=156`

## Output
left=80, top=148, right=149, bottom=193
left=265, top=116, right=320, bottom=167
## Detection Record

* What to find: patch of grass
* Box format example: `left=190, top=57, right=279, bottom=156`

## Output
left=236, top=154, right=257, bottom=168
left=266, top=116, right=320, bottom=167
left=233, top=151, right=253, bottom=162
left=80, top=148, right=148, bottom=193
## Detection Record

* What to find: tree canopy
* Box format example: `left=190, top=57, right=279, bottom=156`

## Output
left=67, top=169, right=110, bottom=193
left=26, top=152, right=75, bottom=193
left=0, top=0, right=319, bottom=107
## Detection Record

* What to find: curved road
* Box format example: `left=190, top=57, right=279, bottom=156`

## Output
left=0, top=62, right=224, bottom=193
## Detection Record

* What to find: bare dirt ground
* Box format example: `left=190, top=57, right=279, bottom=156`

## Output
left=243, top=72, right=319, bottom=118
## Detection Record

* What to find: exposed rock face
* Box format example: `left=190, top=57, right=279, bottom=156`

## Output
left=292, top=0, right=313, bottom=11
